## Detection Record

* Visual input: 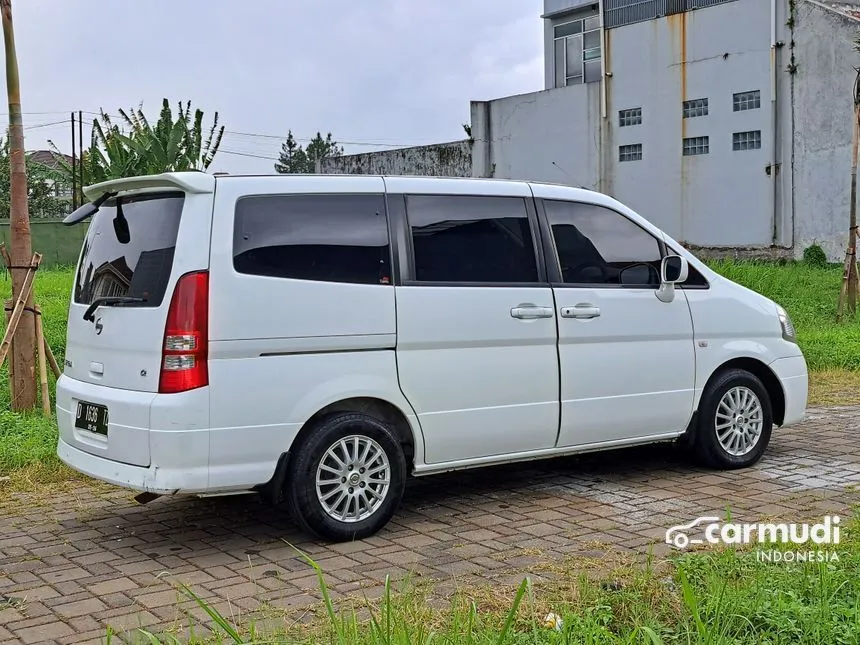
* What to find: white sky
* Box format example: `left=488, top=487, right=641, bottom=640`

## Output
left=9, top=0, right=544, bottom=174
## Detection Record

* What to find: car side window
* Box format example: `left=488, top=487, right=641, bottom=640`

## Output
left=405, top=195, right=540, bottom=283
left=233, top=193, right=391, bottom=285
left=543, top=200, right=663, bottom=287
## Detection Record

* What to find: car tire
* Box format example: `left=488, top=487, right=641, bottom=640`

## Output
left=692, top=368, right=773, bottom=470
left=284, top=412, right=407, bottom=542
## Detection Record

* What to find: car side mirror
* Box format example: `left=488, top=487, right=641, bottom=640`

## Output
left=656, top=255, right=689, bottom=303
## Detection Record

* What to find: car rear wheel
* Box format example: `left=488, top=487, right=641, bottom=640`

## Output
left=285, top=412, right=406, bottom=542
left=692, top=368, right=773, bottom=469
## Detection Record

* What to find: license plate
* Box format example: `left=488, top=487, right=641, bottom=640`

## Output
left=74, top=401, right=109, bottom=436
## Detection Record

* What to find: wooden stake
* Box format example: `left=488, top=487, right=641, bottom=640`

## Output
left=839, top=79, right=860, bottom=321
left=43, top=337, right=60, bottom=379
left=0, top=252, right=39, bottom=371
left=34, top=305, right=49, bottom=415
left=4, top=298, right=13, bottom=404
left=0, top=243, right=11, bottom=271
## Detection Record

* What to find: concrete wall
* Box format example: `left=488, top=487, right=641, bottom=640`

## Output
left=0, top=219, right=87, bottom=268
left=471, top=83, right=605, bottom=188
left=792, top=1, right=859, bottom=260
left=320, top=141, right=472, bottom=177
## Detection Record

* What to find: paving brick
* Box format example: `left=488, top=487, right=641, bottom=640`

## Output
left=133, top=588, right=182, bottom=609
left=14, top=620, right=74, bottom=644
left=54, top=596, right=109, bottom=619
left=89, top=576, right=139, bottom=596
left=2, top=408, right=859, bottom=640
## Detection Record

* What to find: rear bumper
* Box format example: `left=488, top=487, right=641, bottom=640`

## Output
left=58, top=437, right=210, bottom=494
left=56, top=374, right=211, bottom=493
left=769, top=354, right=808, bottom=427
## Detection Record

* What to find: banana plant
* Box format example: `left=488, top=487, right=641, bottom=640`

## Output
left=48, top=99, right=225, bottom=195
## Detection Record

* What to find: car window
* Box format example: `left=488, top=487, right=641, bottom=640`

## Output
left=75, top=192, right=184, bottom=307
left=543, top=200, right=662, bottom=287
left=233, top=193, right=392, bottom=285
left=405, top=195, right=539, bottom=283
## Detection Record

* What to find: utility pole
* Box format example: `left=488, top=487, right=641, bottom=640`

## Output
left=1, top=0, right=36, bottom=409
left=71, top=112, right=77, bottom=210
left=78, top=109, right=83, bottom=202
left=838, top=68, right=860, bottom=322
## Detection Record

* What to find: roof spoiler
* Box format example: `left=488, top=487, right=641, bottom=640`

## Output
left=62, top=172, right=217, bottom=226
left=83, top=171, right=216, bottom=202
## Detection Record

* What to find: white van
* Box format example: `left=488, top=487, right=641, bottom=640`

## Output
left=56, top=172, right=808, bottom=541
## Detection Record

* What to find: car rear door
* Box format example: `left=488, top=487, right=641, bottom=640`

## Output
left=60, top=174, right=215, bottom=466
left=388, top=178, right=560, bottom=465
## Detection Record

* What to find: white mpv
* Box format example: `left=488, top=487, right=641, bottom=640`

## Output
left=57, top=172, right=808, bottom=541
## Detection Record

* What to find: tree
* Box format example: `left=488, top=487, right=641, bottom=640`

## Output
left=1, top=0, right=36, bottom=410
left=49, top=99, right=225, bottom=194
left=274, top=131, right=343, bottom=174
left=274, top=131, right=309, bottom=174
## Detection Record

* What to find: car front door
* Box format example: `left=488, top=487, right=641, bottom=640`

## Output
left=537, top=196, right=696, bottom=448
left=388, top=183, right=560, bottom=465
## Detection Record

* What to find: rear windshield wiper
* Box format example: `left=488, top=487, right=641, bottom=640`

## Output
left=63, top=191, right=118, bottom=226
left=83, top=296, right=146, bottom=322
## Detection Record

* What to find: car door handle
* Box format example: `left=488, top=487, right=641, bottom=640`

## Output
left=561, top=304, right=601, bottom=319
left=510, top=305, right=555, bottom=320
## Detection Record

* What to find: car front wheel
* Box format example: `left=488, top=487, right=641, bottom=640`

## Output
left=693, top=368, right=774, bottom=469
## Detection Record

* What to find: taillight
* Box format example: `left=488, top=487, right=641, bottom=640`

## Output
left=159, top=271, right=209, bottom=394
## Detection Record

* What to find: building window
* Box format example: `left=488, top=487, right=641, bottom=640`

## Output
left=683, top=136, right=709, bottom=156
left=233, top=194, right=392, bottom=285
left=619, top=144, right=643, bottom=162
left=619, top=108, right=642, bottom=127
left=554, top=12, right=602, bottom=88
left=405, top=195, right=540, bottom=283
left=733, top=90, right=761, bottom=112
left=733, top=130, right=762, bottom=151
left=683, top=98, right=708, bottom=118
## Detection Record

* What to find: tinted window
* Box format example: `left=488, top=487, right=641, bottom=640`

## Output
left=544, top=200, right=662, bottom=287
left=406, top=195, right=539, bottom=283
left=233, top=194, right=391, bottom=285
left=74, top=192, right=184, bottom=307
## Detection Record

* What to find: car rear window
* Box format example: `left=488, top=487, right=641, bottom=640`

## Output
left=74, top=192, right=185, bottom=307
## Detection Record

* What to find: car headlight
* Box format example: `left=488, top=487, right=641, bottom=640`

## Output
left=776, top=304, right=797, bottom=343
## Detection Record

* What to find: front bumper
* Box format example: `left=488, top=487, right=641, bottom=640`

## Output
left=769, top=355, right=808, bottom=427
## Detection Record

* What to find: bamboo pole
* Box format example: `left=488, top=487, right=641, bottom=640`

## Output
left=34, top=305, right=48, bottom=415
left=43, top=338, right=60, bottom=379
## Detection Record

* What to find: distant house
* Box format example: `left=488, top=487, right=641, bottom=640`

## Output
left=26, top=149, right=73, bottom=198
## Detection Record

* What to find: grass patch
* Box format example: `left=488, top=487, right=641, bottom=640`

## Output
left=1, top=261, right=860, bottom=478
left=115, top=513, right=859, bottom=643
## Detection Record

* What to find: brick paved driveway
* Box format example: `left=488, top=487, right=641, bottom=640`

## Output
left=2, top=406, right=859, bottom=644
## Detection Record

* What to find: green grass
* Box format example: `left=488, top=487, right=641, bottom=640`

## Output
left=111, top=513, right=860, bottom=643
left=1, top=260, right=859, bottom=477
left=0, top=266, right=72, bottom=477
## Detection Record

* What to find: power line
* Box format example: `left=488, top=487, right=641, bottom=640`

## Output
left=219, top=149, right=279, bottom=161
left=23, top=120, right=68, bottom=130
